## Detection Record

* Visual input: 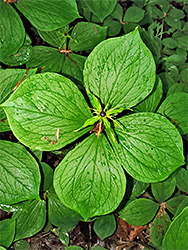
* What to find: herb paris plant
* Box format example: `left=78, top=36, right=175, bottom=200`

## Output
left=1, top=30, right=184, bottom=220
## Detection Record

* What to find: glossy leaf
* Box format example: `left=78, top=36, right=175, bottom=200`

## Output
left=38, top=26, right=69, bottom=48
left=0, top=141, right=40, bottom=204
left=0, top=2, right=25, bottom=59
left=162, top=207, right=188, bottom=250
left=12, top=200, right=46, bottom=241
left=119, top=198, right=159, bottom=226
left=0, top=219, right=15, bottom=248
left=94, top=214, right=116, bottom=240
left=134, top=77, right=163, bottom=112
left=150, top=211, right=171, bottom=248
left=176, top=168, right=188, bottom=192
left=124, top=6, right=145, bottom=23
left=83, top=0, right=118, bottom=22
left=54, top=134, right=126, bottom=220
left=116, top=112, right=184, bottom=183
left=40, top=162, right=53, bottom=192
left=151, top=177, right=176, bottom=203
left=48, top=188, right=82, bottom=231
left=69, top=22, right=107, bottom=52
left=26, top=46, right=65, bottom=73
left=15, top=0, right=80, bottom=31
left=1, top=34, right=32, bottom=66
left=84, top=29, right=156, bottom=109
left=157, top=92, right=188, bottom=135
left=130, top=180, right=149, bottom=198
left=2, top=73, right=92, bottom=151
left=59, top=229, right=69, bottom=246
left=14, top=240, right=29, bottom=250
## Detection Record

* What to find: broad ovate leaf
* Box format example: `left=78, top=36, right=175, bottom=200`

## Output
left=83, top=0, right=118, bottom=22
left=15, top=0, right=80, bottom=31
left=2, top=73, right=92, bottom=151
left=0, top=219, right=15, bottom=248
left=84, top=29, right=156, bottom=109
left=162, top=207, right=188, bottom=250
left=54, top=134, right=126, bottom=220
left=0, top=2, right=25, bottom=60
left=116, top=113, right=184, bottom=183
left=0, top=141, right=40, bottom=204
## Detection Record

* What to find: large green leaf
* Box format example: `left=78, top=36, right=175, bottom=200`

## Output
left=84, top=29, right=156, bottom=109
left=15, top=0, right=80, bottom=31
left=83, top=0, right=118, bottom=22
left=0, top=219, right=15, bottom=248
left=2, top=73, right=92, bottom=151
left=69, top=22, right=107, bottom=52
left=0, top=2, right=25, bottom=59
left=26, top=46, right=65, bottom=73
left=12, top=200, right=46, bottom=241
left=54, top=134, right=126, bottom=220
left=157, top=92, right=188, bottom=135
left=116, top=112, right=184, bottom=183
left=0, top=34, right=32, bottom=66
left=0, top=141, right=40, bottom=204
left=162, top=207, right=188, bottom=250
left=119, top=198, right=159, bottom=226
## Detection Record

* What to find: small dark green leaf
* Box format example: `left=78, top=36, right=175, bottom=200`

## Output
left=134, top=77, right=163, bottom=112
left=174, top=196, right=188, bottom=218
left=83, top=0, right=118, bottom=22
left=162, top=207, right=188, bottom=250
left=162, top=38, right=177, bottom=49
left=1, top=34, right=32, bottom=66
left=110, top=3, right=123, bottom=21
left=0, top=141, right=40, bottom=204
left=30, top=149, right=43, bottom=161
left=176, top=35, right=188, bottom=50
left=54, top=134, right=126, bottom=220
left=176, top=168, right=188, bottom=192
left=150, top=211, right=171, bottom=248
left=119, top=198, right=159, bottom=226
left=2, top=73, right=92, bottom=151
left=65, top=247, right=84, bottom=250
left=158, top=92, right=188, bottom=135
left=167, top=83, right=188, bottom=96
left=131, top=180, right=149, bottom=198
left=15, top=0, right=80, bottom=31
left=84, top=30, right=156, bottom=109
left=103, top=17, right=122, bottom=37
left=12, top=200, right=46, bottom=241
left=0, top=219, right=15, bottom=248
left=59, top=229, right=69, bottom=246
left=166, top=195, right=186, bottom=215
left=26, top=46, right=65, bottom=73
left=151, top=177, right=176, bottom=203
left=69, top=22, right=107, bottom=52
left=124, top=6, right=145, bottom=23
left=94, top=214, right=116, bottom=240
left=116, top=113, right=184, bottom=183
left=40, top=162, right=53, bottom=192
left=48, top=188, right=82, bottom=231
left=14, top=240, right=29, bottom=250
left=0, top=2, right=25, bottom=59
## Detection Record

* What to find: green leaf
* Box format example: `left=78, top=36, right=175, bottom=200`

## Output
left=174, top=196, right=188, bottom=218
left=116, top=112, right=184, bottom=183
left=0, top=141, right=40, bottom=204
left=0, top=201, right=30, bottom=213
left=0, top=2, right=25, bottom=60
left=59, top=229, right=69, bottom=246
left=2, top=73, right=92, bottom=151
left=157, top=92, right=188, bottom=135
left=124, top=6, right=145, bottom=23
left=166, top=195, right=186, bottom=215
left=151, top=177, right=176, bottom=203
left=54, top=134, right=126, bottom=220
left=12, top=200, right=46, bottom=241
left=83, top=0, right=118, bottom=22
left=84, top=29, right=156, bottom=109
left=176, top=168, right=188, bottom=192
left=1, top=34, right=32, bottom=66
left=62, top=54, right=86, bottom=84
left=103, top=17, right=122, bottom=37
left=167, top=83, right=188, bottom=96
left=15, top=0, right=80, bottom=31
left=26, top=46, right=65, bottom=73
left=110, top=3, right=123, bottom=21
left=0, top=247, right=6, bottom=250
left=69, top=22, right=107, bottom=52
left=162, top=207, right=188, bottom=250
left=134, top=77, right=163, bottom=112
left=150, top=211, right=171, bottom=248
left=119, top=198, right=159, bottom=226
left=14, top=240, right=29, bottom=250
left=94, top=214, right=116, bottom=240
left=40, top=162, right=53, bottom=192
left=38, top=26, right=69, bottom=48
left=176, top=35, right=188, bottom=50
left=162, top=38, right=177, bottom=49
left=130, top=180, right=149, bottom=198
left=48, top=188, right=82, bottom=231
left=65, top=247, right=84, bottom=250
left=0, top=219, right=15, bottom=248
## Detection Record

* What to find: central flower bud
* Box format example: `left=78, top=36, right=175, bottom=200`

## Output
left=100, top=110, right=106, bottom=117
